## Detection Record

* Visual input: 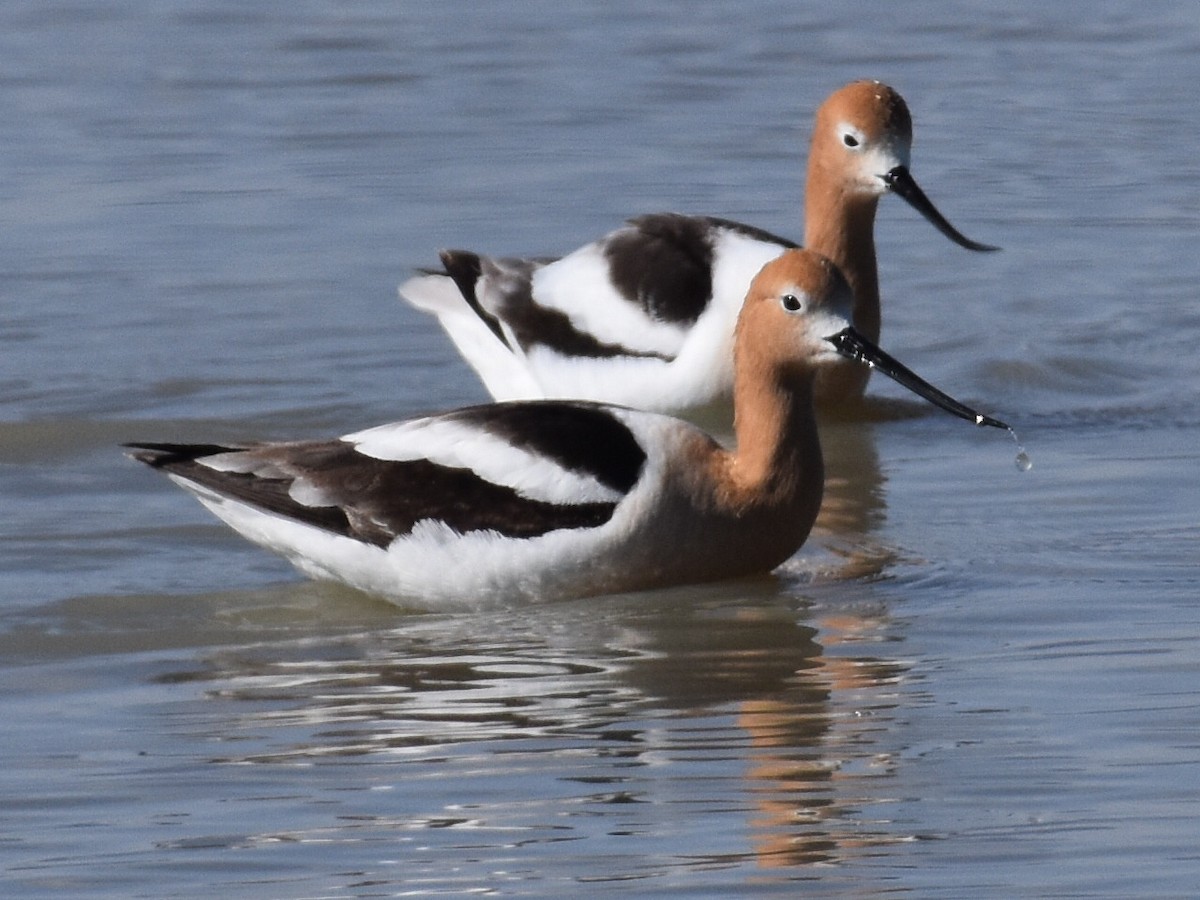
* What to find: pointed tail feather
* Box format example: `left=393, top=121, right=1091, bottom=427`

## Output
left=123, top=442, right=245, bottom=468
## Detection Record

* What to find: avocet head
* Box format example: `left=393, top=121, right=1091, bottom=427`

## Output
left=742, top=249, right=1011, bottom=430
left=814, top=80, right=913, bottom=197
left=811, top=80, right=998, bottom=252
left=737, top=250, right=855, bottom=371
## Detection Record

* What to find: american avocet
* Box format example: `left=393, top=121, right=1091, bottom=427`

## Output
left=399, top=81, right=997, bottom=421
left=128, top=250, right=1007, bottom=608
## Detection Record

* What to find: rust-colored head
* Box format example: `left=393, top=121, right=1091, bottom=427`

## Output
left=806, top=80, right=997, bottom=256
left=809, top=80, right=913, bottom=196
left=735, top=249, right=854, bottom=377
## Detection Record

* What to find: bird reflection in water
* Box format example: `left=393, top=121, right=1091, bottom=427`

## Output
left=165, top=575, right=915, bottom=874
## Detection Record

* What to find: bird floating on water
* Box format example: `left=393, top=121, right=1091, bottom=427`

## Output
left=128, top=250, right=1008, bottom=608
left=399, top=80, right=998, bottom=421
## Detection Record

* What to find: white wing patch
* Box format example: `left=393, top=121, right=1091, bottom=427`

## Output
left=526, top=242, right=688, bottom=356
left=287, top=477, right=336, bottom=508
left=512, top=229, right=787, bottom=412
left=200, top=452, right=285, bottom=478
left=198, top=451, right=340, bottom=509
left=707, top=229, right=795, bottom=317
left=343, top=417, right=624, bottom=505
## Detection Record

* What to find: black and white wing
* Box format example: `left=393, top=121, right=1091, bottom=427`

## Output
left=400, top=214, right=796, bottom=413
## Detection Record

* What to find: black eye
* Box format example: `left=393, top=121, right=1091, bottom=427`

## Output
left=842, top=133, right=860, bottom=148
left=781, top=293, right=803, bottom=312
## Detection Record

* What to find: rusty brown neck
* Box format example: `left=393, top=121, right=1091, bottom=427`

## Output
left=803, top=167, right=883, bottom=346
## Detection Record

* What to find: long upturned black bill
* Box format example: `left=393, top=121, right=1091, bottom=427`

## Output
left=883, top=166, right=999, bottom=253
left=827, top=327, right=1009, bottom=430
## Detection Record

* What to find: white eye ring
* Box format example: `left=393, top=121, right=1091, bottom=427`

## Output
left=839, top=125, right=866, bottom=150
left=781, top=293, right=804, bottom=313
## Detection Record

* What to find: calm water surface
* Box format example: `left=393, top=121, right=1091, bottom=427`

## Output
left=3, top=1, right=1200, bottom=896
